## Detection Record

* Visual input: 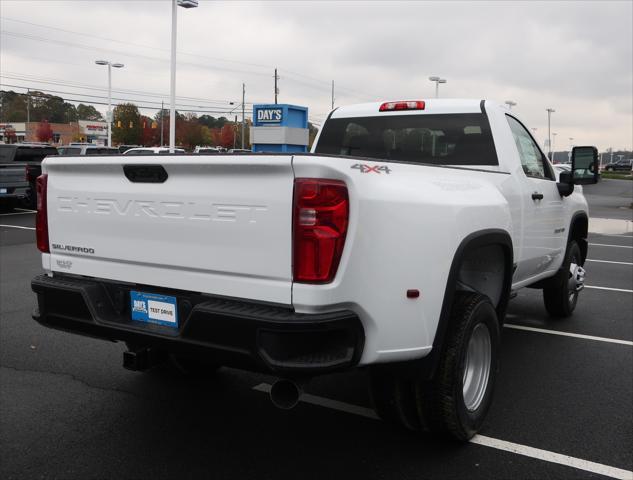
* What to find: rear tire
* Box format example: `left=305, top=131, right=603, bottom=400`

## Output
left=370, top=292, right=500, bottom=441
left=543, top=241, right=583, bottom=318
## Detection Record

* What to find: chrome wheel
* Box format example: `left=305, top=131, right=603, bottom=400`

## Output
left=462, top=323, right=492, bottom=412
left=568, top=256, right=585, bottom=303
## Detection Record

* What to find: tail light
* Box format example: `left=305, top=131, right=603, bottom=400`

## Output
left=36, top=174, right=49, bottom=253
left=293, top=178, right=349, bottom=283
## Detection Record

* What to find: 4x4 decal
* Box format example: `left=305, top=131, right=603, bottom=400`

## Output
left=351, top=163, right=391, bottom=174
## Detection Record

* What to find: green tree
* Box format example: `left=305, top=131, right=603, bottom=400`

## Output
left=112, top=103, right=142, bottom=145
left=76, top=104, right=104, bottom=121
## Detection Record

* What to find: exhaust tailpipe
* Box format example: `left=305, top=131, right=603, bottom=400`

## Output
left=270, top=379, right=304, bottom=410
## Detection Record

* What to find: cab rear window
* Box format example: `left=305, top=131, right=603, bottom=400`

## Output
left=315, top=113, right=498, bottom=166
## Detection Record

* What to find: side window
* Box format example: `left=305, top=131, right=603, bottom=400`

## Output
left=506, top=115, right=552, bottom=180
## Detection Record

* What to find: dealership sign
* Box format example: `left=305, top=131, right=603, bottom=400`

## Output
left=256, top=108, right=283, bottom=123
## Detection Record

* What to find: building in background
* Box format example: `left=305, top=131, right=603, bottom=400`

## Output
left=0, top=120, right=107, bottom=145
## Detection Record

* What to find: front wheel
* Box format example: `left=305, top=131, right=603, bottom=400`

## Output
left=370, top=292, right=500, bottom=441
left=543, top=241, right=584, bottom=318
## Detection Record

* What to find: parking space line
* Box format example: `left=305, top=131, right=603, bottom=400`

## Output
left=589, top=243, right=633, bottom=249
left=14, top=208, right=36, bottom=213
left=0, top=211, right=35, bottom=216
left=586, top=285, right=633, bottom=293
left=587, top=259, right=633, bottom=266
left=504, top=324, right=633, bottom=346
left=0, top=224, right=35, bottom=230
left=252, top=383, right=633, bottom=480
left=470, top=435, right=633, bottom=480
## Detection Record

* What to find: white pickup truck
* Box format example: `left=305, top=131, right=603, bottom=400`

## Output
left=31, top=99, right=599, bottom=440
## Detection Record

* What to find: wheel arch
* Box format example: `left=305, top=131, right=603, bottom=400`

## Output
left=393, top=229, right=514, bottom=381
left=568, top=212, right=588, bottom=264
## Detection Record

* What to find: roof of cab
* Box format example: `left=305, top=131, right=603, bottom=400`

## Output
left=330, top=99, right=496, bottom=119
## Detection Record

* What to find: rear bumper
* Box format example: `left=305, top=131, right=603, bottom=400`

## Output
left=31, top=274, right=364, bottom=375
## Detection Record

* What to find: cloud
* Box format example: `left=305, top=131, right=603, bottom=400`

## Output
left=0, top=0, right=631, bottom=149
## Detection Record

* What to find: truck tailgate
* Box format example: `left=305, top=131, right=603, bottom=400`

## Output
left=44, top=155, right=294, bottom=304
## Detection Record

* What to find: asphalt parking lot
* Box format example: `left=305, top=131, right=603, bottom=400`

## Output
left=1, top=180, right=632, bottom=480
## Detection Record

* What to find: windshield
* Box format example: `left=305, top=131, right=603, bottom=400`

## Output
left=12, top=147, right=59, bottom=162
left=59, top=147, right=82, bottom=155
left=315, top=113, right=498, bottom=166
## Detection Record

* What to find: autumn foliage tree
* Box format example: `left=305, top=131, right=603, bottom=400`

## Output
left=218, top=124, right=236, bottom=148
left=36, top=120, right=54, bottom=142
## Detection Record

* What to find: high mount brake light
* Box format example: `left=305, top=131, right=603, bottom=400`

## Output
left=293, top=178, right=349, bottom=284
left=36, top=174, right=49, bottom=253
left=379, top=101, right=426, bottom=112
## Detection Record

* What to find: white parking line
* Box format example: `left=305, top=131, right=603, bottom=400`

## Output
left=587, top=259, right=633, bottom=266
left=0, top=211, right=35, bottom=216
left=589, top=243, right=633, bottom=249
left=586, top=285, right=633, bottom=293
left=469, top=435, right=633, bottom=480
left=504, top=324, right=633, bottom=346
left=14, top=208, right=36, bottom=213
left=252, top=383, right=633, bottom=480
left=0, top=224, right=35, bottom=230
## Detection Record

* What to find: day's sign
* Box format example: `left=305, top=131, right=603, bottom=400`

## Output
left=257, top=108, right=283, bottom=123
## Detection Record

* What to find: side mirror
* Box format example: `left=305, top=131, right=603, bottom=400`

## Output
left=571, top=146, right=599, bottom=184
left=557, top=170, right=574, bottom=197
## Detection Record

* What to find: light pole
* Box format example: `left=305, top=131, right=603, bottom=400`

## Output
left=568, top=137, right=574, bottom=162
left=551, top=132, right=557, bottom=163
left=95, top=60, right=124, bottom=146
left=546, top=108, right=555, bottom=160
left=504, top=100, right=517, bottom=110
left=429, top=76, right=447, bottom=98
left=170, top=0, right=198, bottom=153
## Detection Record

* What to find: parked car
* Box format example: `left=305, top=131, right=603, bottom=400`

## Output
left=118, top=145, right=141, bottom=154
left=31, top=99, right=599, bottom=441
left=123, top=147, right=186, bottom=155
left=58, top=145, right=119, bottom=155
left=194, top=146, right=224, bottom=153
left=0, top=143, right=58, bottom=208
left=603, top=159, right=633, bottom=172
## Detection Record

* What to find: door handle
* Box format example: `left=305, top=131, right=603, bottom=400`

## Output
left=532, top=192, right=544, bottom=200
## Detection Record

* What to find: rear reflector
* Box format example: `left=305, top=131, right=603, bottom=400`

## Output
left=379, top=101, right=425, bottom=112
left=293, top=178, right=349, bottom=283
left=36, top=174, right=49, bottom=253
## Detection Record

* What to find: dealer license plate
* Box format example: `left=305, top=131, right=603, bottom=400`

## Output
left=130, top=291, right=178, bottom=328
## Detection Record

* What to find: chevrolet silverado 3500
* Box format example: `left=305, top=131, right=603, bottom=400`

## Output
left=31, top=99, right=599, bottom=440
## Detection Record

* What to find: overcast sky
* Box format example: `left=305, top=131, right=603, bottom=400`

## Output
left=1, top=0, right=631, bottom=151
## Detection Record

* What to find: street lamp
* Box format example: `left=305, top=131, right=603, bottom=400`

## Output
left=546, top=108, right=555, bottom=160
left=95, top=60, right=124, bottom=147
left=504, top=100, right=517, bottom=110
left=169, top=0, right=198, bottom=153
left=429, top=76, right=447, bottom=98
left=551, top=132, right=557, bottom=163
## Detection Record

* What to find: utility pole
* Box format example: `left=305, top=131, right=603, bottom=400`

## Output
left=241, top=83, right=246, bottom=150
left=274, top=68, right=279, bottom=104
left=26, top=88, right=30, bottom=141
left=234, top=115, right=238, bottom=150
left=160, top=100, right=164, bottom=146
left=546, top=108, right=555, bottom=160
left=331, top=80, right=335, bottom=110
left=169, top=0, right=178, bottom=152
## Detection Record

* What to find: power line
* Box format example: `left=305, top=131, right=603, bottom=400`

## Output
left=1, top=16, right=380, bottom=99
left=1, top=72, right=253, bottom=105
left=0, top=83, right=255, bottom=115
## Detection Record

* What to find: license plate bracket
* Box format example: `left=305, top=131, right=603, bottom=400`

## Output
left=130, top=291, right=178, bottom=328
